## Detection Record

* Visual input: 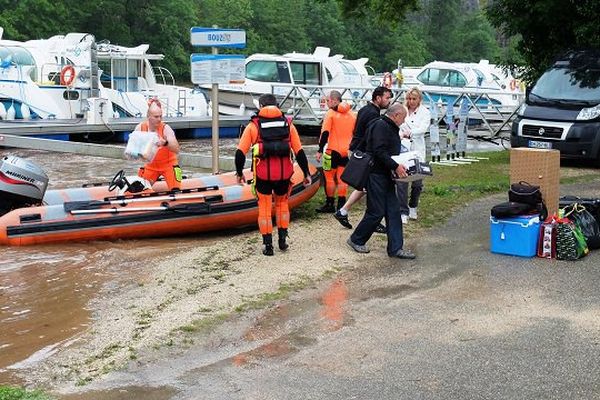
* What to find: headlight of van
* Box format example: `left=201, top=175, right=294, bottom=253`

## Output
left=577, top=104, right=600, bottom=120
left=517, top=103, right=527, bottom=116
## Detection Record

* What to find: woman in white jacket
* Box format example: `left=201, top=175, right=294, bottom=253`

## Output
left=397, top=87, right=431, bottom=222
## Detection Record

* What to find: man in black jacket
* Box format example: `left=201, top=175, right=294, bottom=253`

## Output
left=347, top=103, right=416, bottom=259
left=334, top=86, right=393, bottom=230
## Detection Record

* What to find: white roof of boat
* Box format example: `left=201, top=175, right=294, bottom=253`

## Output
left=96, top=42, right=164, bottom=60
left=248, top=46, right=369, bottom=65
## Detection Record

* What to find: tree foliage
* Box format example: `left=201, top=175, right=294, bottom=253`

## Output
left=1, top=0, right=509, bottom=82
left=487, top=0, right=600, bottom=82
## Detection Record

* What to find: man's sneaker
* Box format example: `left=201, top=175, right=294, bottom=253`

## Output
left=409, top=207, right=418, bottom=220
left=334, top=210, right=353, bottom=229
left=392, top=249, right=416, bottom=259
left=375, top=223, right=387, bottom=234
left=401, top=214, right=409, bottom=224
left=347, top=238, right=370, bottom=253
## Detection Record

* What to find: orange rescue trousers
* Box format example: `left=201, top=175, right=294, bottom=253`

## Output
left=257, top=192, right=290, bottom=235
left=323, top=166, right=348, bottom=198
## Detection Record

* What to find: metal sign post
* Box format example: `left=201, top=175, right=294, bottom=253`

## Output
left=211, top=46, right=219, bottom=174
left=190, top=26, right=246, bottom=174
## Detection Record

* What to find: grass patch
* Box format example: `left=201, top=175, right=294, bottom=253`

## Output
left=303, top=150, right=600, bottom=230
left=0, top=386, right=54, bottom=400
left=235, top=275, right=313, bottom=312
left=176, top=312, right=229, bottom=334
left=418, top=151, right=510, bottom=227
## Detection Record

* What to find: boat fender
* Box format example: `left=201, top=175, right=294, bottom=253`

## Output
left=509, top=79, right=517, bottom=91
left=60, top=65, right=76, bottom=86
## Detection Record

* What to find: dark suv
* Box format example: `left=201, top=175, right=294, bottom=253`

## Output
left=511, top=50, right=600, bottom=164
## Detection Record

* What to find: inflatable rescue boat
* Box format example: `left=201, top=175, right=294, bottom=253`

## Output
left=0, top=156, right=320, bottom=246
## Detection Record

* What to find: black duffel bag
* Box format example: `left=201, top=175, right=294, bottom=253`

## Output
left=509, top=181, right=542, bottom=205
left=509, top=181, right=547, bottom=220
left=491, top=201, right=537, bottom=219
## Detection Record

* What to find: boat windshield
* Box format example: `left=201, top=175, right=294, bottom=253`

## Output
left=246, top=60, right=291, bottom=83
left=0, top=45, right=37, bottom=71
left=531, top=66, right=600, bottom=102
left=417, top=68, right=467, bottom=88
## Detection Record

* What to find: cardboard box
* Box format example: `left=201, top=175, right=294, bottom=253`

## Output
left=490, top=215, right=541, bottom=257
left=509, top=148, right=560, bottom=216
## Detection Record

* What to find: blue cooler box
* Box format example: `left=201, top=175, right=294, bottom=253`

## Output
left=490, top=215, right=540, bottom=257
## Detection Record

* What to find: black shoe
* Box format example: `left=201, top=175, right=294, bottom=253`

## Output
left=316, top=197, right=335, bottom=213
left=392, top=249, right=416, bottom=259
left=263, top=244, right=274, bottom=256
left=334, top=210, right=352, bottom=229
left=278, top=228, right=289, bottom=251
left=315, top=203, right=335, bottom=213
left=262, top=234, right=274, bottom=256
left=375, top=223, right=387, bottom=234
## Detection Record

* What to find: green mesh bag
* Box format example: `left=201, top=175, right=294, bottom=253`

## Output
left=556, top=220, right=589, bottom=261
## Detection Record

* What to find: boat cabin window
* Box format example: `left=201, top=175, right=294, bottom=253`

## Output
left=246, top=60, right=291, bottom=83
left=98, top=58, right=144, bottom=91
left=417, top=68, right=467, bottom=88
left=290, top=62, right=321, bottom=85
left=0, top=45, right=37, bottom=78
left=472, top=68, right=485, bottom=86
left=339, top=61, right=359, bottom=75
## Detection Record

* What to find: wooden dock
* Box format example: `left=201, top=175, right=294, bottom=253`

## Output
left=0, top=115, right=248, bottom=139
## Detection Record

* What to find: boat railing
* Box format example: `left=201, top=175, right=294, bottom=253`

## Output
left=263, top=83, right=523, bottom=137
left=153, top=66, right=175, bottom=86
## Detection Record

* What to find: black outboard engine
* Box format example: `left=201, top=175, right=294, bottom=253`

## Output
left=0, top=156, right=49, bottom=216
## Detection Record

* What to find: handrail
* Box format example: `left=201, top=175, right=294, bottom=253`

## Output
left=257, top=82, right=523, bottom=136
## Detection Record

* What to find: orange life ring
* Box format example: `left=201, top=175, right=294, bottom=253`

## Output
left=60, top=65, right=76, bottom=86
left=509, top=79, right=517, bottom=91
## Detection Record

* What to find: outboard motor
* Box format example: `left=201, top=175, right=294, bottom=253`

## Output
left=0, top=156, right=49, bottom=216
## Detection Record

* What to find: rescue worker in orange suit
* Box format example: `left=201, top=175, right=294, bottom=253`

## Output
left=134, top=99, right=182, bottom=190
left=235, top=94, right=312, bottom=256
left=315, top=90, right=356, bottom=213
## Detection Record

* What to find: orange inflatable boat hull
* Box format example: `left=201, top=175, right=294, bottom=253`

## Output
left=0, top=165, right=320, bottom=246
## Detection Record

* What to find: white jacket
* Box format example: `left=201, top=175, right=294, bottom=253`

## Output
left=402, top=104, right=431, bottom=160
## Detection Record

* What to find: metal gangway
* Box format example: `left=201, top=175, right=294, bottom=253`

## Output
left=265, top=83, right=524, bottom=139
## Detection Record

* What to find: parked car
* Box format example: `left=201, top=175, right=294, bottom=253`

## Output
left=511, top=50, right=600, bottom=164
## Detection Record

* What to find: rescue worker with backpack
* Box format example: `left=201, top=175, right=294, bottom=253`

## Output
left=235, top=94, right=312, bottom=256
left=315, top=90, right=356, bottom=213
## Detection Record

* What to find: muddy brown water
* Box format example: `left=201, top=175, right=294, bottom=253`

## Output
left=0, top=141, right=251, bottom=385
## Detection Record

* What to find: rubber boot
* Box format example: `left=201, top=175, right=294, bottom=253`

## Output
left=336, top=196, right=346, bottom=211
left=316, top=197, right=335, bottom=213
left=262, top=234, right=274, bottom=256
left=278, top=228, right=289, bottom=251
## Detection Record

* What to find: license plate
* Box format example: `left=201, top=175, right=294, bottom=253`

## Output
left=528, top=140, right=552, bottom=149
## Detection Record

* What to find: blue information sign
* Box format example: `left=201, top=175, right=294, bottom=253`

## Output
left=190, top=27, right=246, bottom=48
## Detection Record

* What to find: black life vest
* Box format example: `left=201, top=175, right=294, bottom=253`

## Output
left=252, top=115, right=294, bottom=181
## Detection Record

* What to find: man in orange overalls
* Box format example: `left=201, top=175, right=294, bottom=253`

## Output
left=135, top=99, right=181, bottom=191
left=235, top=94, right=312, bottom=256
left=315, top=90, right=356, bottom=213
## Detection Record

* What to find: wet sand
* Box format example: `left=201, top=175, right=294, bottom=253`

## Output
left=17, top=214, right=381, bottom=390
